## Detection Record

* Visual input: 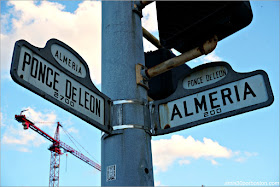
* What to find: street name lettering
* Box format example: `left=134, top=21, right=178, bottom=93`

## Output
left=51, top=44, right=86, bottom=78
left=54, top=51, right=82, bottom=74
left=170, top=81, right=256, bottom=122
left=159, top=74, right=268, bottom=129
left=183, top=66, right=228, bottom=89
left=18, top=46, right=104, bottom=124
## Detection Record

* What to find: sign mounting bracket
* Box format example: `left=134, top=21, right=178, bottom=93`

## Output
left=136, top=63, right=149, bottom=89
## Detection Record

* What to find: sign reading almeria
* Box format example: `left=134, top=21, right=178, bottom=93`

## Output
left=10, top=39, right=111, bottom=134
left=151, top=62, right=274, bottom=136
left=161, top=75, right=263, bottom=129
left=51, top=44, right=86, bottom=78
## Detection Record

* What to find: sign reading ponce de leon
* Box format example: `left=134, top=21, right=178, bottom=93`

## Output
left=183, top=66, right=228, bottom=89
left=10, top=39, right=111, bottom=134
left=151, top=62, right=274, bottom=136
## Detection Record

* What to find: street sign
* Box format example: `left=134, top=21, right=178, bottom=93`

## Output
left=151, top=62, right=274, bottom=136
left=10, top=39, right=111, bottom=134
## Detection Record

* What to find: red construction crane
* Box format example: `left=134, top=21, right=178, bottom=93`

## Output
left=15, top=111, right=101, bottom=187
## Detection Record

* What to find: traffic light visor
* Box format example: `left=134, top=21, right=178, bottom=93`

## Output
left=156, top=1, right=253, bottom=53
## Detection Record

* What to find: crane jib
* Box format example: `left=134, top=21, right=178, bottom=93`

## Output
left=14, top=114, right=101, bottom=171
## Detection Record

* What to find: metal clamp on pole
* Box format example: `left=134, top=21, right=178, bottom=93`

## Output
left=110, top=99, right=151, bottom=132
left=113, top=124, right=149, bottom=131
left=113, top=124, right=152, bottom=135
left=113, top=99, right=148, bottom=106
left=103, top=124, right=152, bottom=137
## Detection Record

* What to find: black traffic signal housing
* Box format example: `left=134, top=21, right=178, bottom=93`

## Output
left=145, top=48, right=191, bottom=100
left=156, top=1, right=253, bottom=53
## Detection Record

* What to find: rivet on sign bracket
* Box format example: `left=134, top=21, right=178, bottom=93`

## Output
left=136, top=63, right=149, bottom=90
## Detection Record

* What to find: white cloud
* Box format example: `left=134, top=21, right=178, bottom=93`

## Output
left=143, top=37, right=158, bottom=52
left=66, top=127, right=79, bottom=134
left=22, top=107, right=57, bottom=129
left=235, top=157, right=246, bottom=163
left=211, top=159, right=218, bottom=165
left=186, top=51, right=223, bottom=68
left=244, top=151, right=258, bottom=157
left=1, top=1, right=102, bottom=84
left=2, top=125, right=46, bottom=147
left=17, top=147, right=31, bottom=153
left=152, top=135, right=258, bottom=172
left=1, top=107, right=84, bottom=154
left=178, top=159, right=191, bottom=165
left=0, top=112, right=6, bottom=127
left=152, top=135, right=233, bottom=172
left=201, top=51, right=222, bottom=64
left=1, top=1, right=159, bottom=83
left=142, top=2, right=158, bottom=33
left=142, top=2, right=160, bottom=52
left=1, top=107, right=59, bottom=150
left=155, top=181, right=162, bottom=186
left=235, top=151, right=258, bottom=163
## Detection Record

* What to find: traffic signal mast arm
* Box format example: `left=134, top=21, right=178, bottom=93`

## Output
left=136, top=35, right=217, bottom=89
left=15, top=114, right=101, bottom=171
left=144, top=35, right=218, bottom=79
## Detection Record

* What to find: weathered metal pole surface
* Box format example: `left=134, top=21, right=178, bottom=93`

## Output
left=146, top=35, right=218, bottom=78
left=101, top=1, right=154, bottom=186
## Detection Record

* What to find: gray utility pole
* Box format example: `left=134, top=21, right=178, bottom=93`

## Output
left=101, top=1, right=154, bottom=186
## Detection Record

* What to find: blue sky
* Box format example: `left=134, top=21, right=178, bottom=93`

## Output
left=1, top=1, right=279, bottom=186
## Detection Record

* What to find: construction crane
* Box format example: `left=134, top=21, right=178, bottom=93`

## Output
left=15, top=111, right=101, bottom=187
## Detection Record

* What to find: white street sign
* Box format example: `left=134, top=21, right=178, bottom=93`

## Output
left=160, top=74, right=267, bottom=129
left=151, top=62, right=274, bottom=135
left=11, top=39, right=111, bottom=133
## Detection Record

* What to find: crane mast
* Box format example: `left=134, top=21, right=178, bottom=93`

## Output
left=49, top=123, right=61, bottom=187
left=15, top=114, right=101, bottom=187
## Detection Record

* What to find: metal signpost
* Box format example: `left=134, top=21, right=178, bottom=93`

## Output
left=151, top=62, right=274, bottom=135
left=101, top=1, right=154, bottom=186
left=10, top=39, right=111, bottom=134
left=9, top=1, right=275, bottom=186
